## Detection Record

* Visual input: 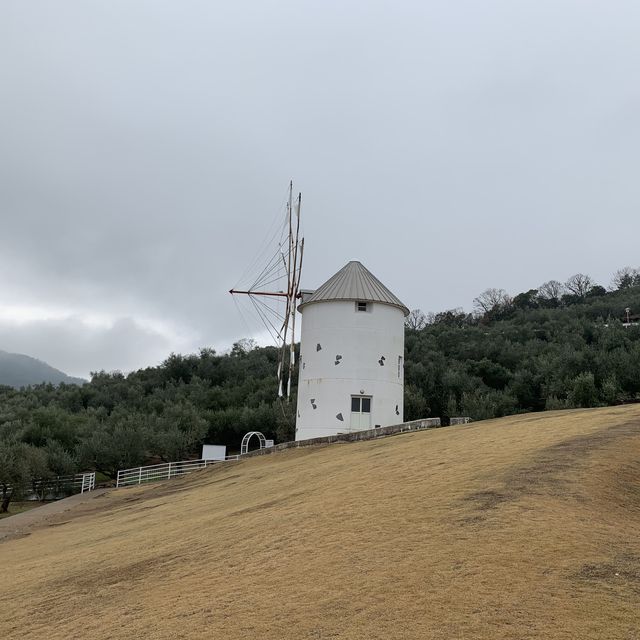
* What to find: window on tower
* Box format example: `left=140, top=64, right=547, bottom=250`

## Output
left=355, top=301, right=369, bottom=312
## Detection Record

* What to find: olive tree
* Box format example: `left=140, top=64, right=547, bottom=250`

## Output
left=0, top=440, right=30, bottom=512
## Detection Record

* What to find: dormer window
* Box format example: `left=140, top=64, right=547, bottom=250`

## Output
left=356, top=301, right=369, bottom=312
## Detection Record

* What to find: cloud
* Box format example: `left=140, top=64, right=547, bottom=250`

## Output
left=1, top=0, right=640, bottom=374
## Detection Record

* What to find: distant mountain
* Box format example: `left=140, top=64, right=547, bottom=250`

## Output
left=0, top=350, right=86, bottom=388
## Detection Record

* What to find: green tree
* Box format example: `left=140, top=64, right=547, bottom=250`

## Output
left=153, top=402, right=208, bottom=462
left=568, top=372, right=599, bottom=408
left=0, top=439, right=30, bottom=512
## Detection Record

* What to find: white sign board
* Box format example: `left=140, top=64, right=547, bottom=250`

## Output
left=264, top=439, right=275, bottom=448
left=201, top=444, right=227, bottom=461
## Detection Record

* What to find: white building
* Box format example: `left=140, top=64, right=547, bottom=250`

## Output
left=295, top=261, right=409, bottom=441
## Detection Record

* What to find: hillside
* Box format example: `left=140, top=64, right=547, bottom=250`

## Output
left=1, top=281, right=639, bottom=484
left=0, top=350, right=86, bottom=388
left=2, top=405, right=639, bottom=639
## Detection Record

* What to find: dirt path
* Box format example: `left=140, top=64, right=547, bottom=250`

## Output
left=0, top=489, right=111, bottom=543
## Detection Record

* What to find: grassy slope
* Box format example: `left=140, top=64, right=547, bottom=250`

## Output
left=1, top=405, right=639, bottom=640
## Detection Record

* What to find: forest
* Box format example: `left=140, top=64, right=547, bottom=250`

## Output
left=1, top=267, right=640, bottom=505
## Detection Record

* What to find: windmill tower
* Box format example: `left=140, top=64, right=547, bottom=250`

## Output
left=295, top=261, right=409, bottom=441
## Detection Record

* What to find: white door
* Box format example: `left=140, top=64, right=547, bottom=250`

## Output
left=350, top=396, right=372, bottom=430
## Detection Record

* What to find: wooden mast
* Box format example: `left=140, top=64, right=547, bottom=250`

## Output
left=287, top=193, right=302, bottom=399
left=277, top=182, right=294, bottom=397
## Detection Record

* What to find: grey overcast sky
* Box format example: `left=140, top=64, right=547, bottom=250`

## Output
left=1, top=1, right=639, bottom=377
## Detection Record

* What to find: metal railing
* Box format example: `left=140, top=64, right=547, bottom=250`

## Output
left=6, top=472, right=97, bottom=500
left=80, top=472, right=96, bottom=493
left=116, top=456, right=240, bottom=488
left=33, top=472, right=96, bottom=497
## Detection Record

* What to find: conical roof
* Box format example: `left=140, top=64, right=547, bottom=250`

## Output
left=298, top=261, right=409, bottom=316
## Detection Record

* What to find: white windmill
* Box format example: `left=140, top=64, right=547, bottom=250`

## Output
left=294, top=261, right=409, bottom=441
left=231, top=186, right=409, bottom=442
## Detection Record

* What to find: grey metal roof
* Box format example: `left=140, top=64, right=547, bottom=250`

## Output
left=298, top=261, right=409, bottom=316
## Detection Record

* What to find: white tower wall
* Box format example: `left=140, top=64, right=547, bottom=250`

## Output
left=295, top=300, right=405, bottom=441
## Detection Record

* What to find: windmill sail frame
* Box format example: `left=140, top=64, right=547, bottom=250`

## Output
left=229, top=182, right=304, bottom=400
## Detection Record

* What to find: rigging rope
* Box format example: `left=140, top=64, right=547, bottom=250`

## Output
left=249, top=295, right=282, bottom=346
left=250, top=243, right=288, bottom=291
left=235, top=186, right=290, bottom=290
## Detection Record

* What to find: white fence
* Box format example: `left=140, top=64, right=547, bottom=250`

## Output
left=7, top=472, right=97, bottom=500
left=34, top=472, right=96, bottom=497
left=47, top=472, right=96, bottom=495
left=80, top=472, right=96, bottom=494
left=116, top=456, right=240, bottom=488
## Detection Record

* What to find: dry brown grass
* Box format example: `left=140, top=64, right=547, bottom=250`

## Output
left=1, top=405, right=640, bottom=639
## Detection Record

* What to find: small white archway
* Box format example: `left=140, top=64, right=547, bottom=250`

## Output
left=240, top=431, right=266, bottom=455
